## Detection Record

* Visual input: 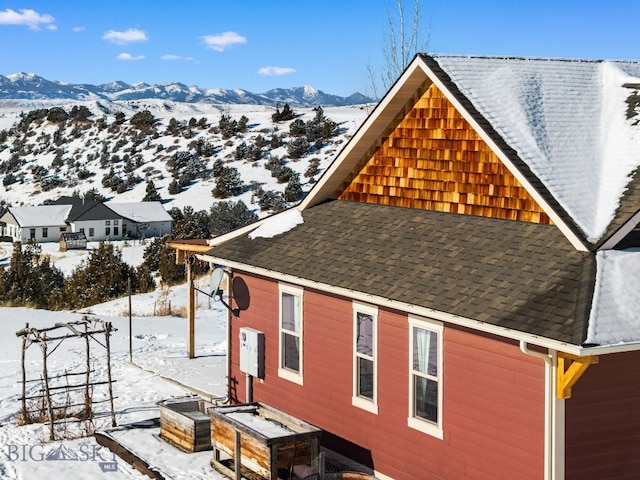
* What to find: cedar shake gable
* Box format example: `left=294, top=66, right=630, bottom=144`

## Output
left=209, top=200, right=593, bottom=345
left=302, top=54, right=640, bottom=250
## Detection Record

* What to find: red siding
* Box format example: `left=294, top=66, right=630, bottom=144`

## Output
left=230, top=272, right=545, bottom=480
left=565, top=351, right=640, bottom=480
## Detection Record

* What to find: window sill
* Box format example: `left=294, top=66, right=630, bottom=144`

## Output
left=407, top=416, right=443, bottom=439
left=278, top=367, right=303, bottom=386
left=352, top=396, right=378, bottom=414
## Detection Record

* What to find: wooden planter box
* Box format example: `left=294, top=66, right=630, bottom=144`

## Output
left=159, top=397, right=214, bottom=452
left=209, top=403, right=322, bottom=480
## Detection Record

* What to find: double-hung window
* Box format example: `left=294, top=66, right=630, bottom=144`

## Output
left=278, top=283, right=303, bottom=384
left=352, top=302, right=378, bottom=413
left=408, top=315, right=443, bottom=439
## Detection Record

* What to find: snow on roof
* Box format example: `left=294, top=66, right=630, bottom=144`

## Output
left=586, top=249, right=640, bottom=346
left=9, top=205, right=72, bottom=227
left=248, top=209, right=303, bottom=239
left=105, top=202, right=172, bottom=223
left=432, top=55, right=640, bottom=242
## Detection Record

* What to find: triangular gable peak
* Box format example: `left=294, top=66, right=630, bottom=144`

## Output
left=301, top=54, right=587, bottom=250
left=336, top=81, right=551, bottom=224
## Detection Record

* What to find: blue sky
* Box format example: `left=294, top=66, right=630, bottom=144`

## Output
left=0, top=1, right=638, bottom=97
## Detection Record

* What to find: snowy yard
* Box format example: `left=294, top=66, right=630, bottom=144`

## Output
left=0, top=240, right=234, bottom=479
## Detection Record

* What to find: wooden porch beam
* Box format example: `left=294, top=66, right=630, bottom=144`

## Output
left=557, top=352, right=599, bottom=399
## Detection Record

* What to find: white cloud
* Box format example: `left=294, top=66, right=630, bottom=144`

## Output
left=0, top=8, right=55, bottom=30
left=72, top=26, right=85, bottom=32
left=161, top=54, right=195, bottom=61
left=118, top=53, right=145, bottom=61
left=201, top=31, right=246, bottom=52
left=258, top=66, right=296, bottom=76
left=103, top=28, right=148, bottom=45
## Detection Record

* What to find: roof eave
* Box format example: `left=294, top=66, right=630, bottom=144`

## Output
left=196, top=253, right=600, bottom=356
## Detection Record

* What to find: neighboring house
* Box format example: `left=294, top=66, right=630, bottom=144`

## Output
left=0, top=198, right=172, bottom=244
left=200, top=55, right=640, bottom=480
left=106, top=202, right=173, bottom=239
left=0, top=205, right=72, bottom=243
left=53, top=196, right=124, bottom=242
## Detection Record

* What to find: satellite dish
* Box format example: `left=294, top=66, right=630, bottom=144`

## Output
left=232, top=277, right=250, bottom=311
left=209, top=267, right=225, bottom=297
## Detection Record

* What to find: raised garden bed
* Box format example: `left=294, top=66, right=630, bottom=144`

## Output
left=209, top=402, right=322, bottom=480
left=159, top=397, right=214, bottom=453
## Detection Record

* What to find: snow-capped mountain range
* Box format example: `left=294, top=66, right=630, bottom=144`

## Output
left=0, top=72, right=371, bottom=107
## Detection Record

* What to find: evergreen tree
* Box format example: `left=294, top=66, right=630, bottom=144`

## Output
left=158, top=245, right=185, bottom=285
left=84, top=187, right=106, bottom=202
left=258, top=191, right=287, bottom=212
left=168, top=179, right=181, bottom=195
left=272, top=103, right=296, bottom=122
left=209, top=200, right=259, bottom=237
left=70, top=105, right=92, bottom=122
left=171, top=206, right=210, bottom=239
left=287, top=138, right=310, bottom=159
left=0, top=240, right=65, bottom=309
left=212, top=166, right=244, bottom=198
left=284, top=174, right=303, bottom=202
left=65, top=242, right=135, bottom=309
left=130, top=109, right=156, bottom=127
left=143, top=179, right=162, bottom=202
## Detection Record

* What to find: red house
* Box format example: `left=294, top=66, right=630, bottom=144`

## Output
left=201, top=54, right=640, bottom=480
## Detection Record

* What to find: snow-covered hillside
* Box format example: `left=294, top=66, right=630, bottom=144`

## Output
left=0, top=100, right=368, bottom=214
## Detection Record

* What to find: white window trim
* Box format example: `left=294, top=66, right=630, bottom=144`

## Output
left=407, top=315, right=444, bottom=439
left=352, top=301, right=378, bottom=414
left=278, top=283, right=304, bottom=385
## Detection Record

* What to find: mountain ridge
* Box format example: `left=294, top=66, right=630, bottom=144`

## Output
left=0, top=72, right=371, bottom=107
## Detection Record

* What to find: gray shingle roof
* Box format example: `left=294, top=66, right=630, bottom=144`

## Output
left=209, top=200, right=593, bottom=345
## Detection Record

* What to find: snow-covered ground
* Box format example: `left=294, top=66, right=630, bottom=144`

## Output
left=0, top=241, right=233, bottom=479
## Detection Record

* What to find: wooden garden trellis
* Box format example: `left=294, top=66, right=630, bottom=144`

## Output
left=15, top=316, right=117, bottom=441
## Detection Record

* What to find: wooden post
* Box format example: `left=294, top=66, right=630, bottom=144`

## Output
left=128, top=275, right=132, bottom=363
left=187, top=256, right=195, bottom=359
left=318, top=451, right=326, bottom=479
left=234, top=429, right=242, bottom=480
left=20, top=324, right=28, bottom=423
left=39, top=340, right=55, bottom=441
left=105, top=323, right=117, bottom=427
left=84, top=322, right=91, bottom=418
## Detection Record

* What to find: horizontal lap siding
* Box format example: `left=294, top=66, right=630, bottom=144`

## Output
left=231, top=273, right=545, bottom=480
left=565, top=351, right=640, bottom=480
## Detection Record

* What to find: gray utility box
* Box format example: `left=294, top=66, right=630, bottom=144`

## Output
left=239, top=327, right=265, bottom=378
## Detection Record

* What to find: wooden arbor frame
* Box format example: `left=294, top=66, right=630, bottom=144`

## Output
left=15, top=316, right=117, bottom=440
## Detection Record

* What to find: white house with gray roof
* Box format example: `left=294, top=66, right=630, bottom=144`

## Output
left=0, top=200, right=172, bottom=243
left=105, top=202, right=173, bottom=239
left=0, top=205, right=72, bottom=243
